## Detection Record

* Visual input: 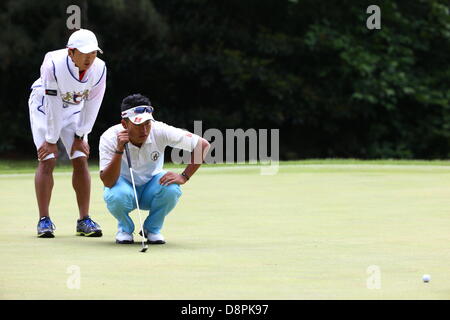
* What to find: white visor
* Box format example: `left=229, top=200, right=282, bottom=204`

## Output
left=121, top=105, right=154, bottom=124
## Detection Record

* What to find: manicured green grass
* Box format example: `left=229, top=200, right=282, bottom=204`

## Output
left=1, top=158, right=450, bottom=174
left=0, top=161, right=449, bottom=299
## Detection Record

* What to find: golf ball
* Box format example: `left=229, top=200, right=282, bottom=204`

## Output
left=422, top=274, right=431, bottom=283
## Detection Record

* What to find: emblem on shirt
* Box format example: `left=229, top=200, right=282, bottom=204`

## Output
left=45, top=89, right=57, bottom=96
left=151, top=151, right=160, bottom=161
left=61, top=89, right=90, bottom=105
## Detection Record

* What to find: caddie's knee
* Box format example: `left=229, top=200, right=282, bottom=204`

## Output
left=71, top=156, right=88, bottom=172
left=38, top=158, right=56, bottom=175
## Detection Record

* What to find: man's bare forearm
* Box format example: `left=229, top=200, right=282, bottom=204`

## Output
left=100, top=153, right=123, bottom=188
left=182, top=138, right=210, bottom=179
left=101, top=130, right=129, bottom=188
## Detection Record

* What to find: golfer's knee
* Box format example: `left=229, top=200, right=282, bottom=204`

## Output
left=104, top=186, right=134, bottom=208
left=159, top=184, right=182, bottom=202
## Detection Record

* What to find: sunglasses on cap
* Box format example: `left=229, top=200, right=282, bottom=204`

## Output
left=121, top=105, right=154, bottom=118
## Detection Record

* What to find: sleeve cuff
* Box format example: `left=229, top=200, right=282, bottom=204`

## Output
left=45, top=137, right=58, bottom=144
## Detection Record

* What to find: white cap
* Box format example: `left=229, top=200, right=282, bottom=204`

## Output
left=121, top=106, right=154, bottom=124
left=67, top=29, right=103, bottom=54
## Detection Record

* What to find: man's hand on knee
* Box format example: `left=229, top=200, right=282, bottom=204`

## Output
left=37, top=142, right=58, bottom=161
left=159, top=171, right=187, bottom=186
left=71, top=139, right=90, bottom=158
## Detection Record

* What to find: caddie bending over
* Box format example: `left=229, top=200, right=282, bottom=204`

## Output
left=99, top=94, right=210, bottom=245
left=29, top=29, right=106, bottom=238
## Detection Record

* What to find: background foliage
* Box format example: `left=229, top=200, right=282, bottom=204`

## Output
left=0, top=0, right=449, bottom=160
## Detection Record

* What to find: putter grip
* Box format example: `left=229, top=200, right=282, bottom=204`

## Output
left=124, top=144, right=132, bottom=168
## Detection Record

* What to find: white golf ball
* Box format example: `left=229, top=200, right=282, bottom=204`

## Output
left=422, top=274, right=431, bottom=283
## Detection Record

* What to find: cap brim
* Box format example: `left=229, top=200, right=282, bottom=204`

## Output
left=76, top=44, right=103, bottom=54
left=128, top=113, right=154, bottom=125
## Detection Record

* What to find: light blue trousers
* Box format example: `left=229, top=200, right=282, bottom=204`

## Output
left=103, top=171, right=182, bottom=234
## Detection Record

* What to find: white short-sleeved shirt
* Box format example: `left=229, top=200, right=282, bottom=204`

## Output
left=99, top=121, right=200, bottom=186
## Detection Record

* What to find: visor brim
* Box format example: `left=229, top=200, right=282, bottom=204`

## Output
left=128, top=114, right=154, bottom=125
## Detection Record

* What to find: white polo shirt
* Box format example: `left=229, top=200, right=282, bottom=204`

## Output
left=99, top=121, right=200, bottom=186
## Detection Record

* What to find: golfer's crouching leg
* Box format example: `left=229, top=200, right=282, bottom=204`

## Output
left=156, top=183, right=183, bottom=210
left=103, top=177, right=136, bottom=226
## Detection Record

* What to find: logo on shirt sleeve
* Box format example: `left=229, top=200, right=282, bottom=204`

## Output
left=151, top=151, right=160, bottom=161
left=45, top=89, right=57, bottom=96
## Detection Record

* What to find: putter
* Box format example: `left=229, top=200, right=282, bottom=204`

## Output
left=124, top=143, right=149, bottom=253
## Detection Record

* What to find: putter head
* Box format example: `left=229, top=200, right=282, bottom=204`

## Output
left=140, top=245, right=148, bottom=253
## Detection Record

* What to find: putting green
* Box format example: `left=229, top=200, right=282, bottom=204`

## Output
left=0, top=162, right=449, bottom=299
